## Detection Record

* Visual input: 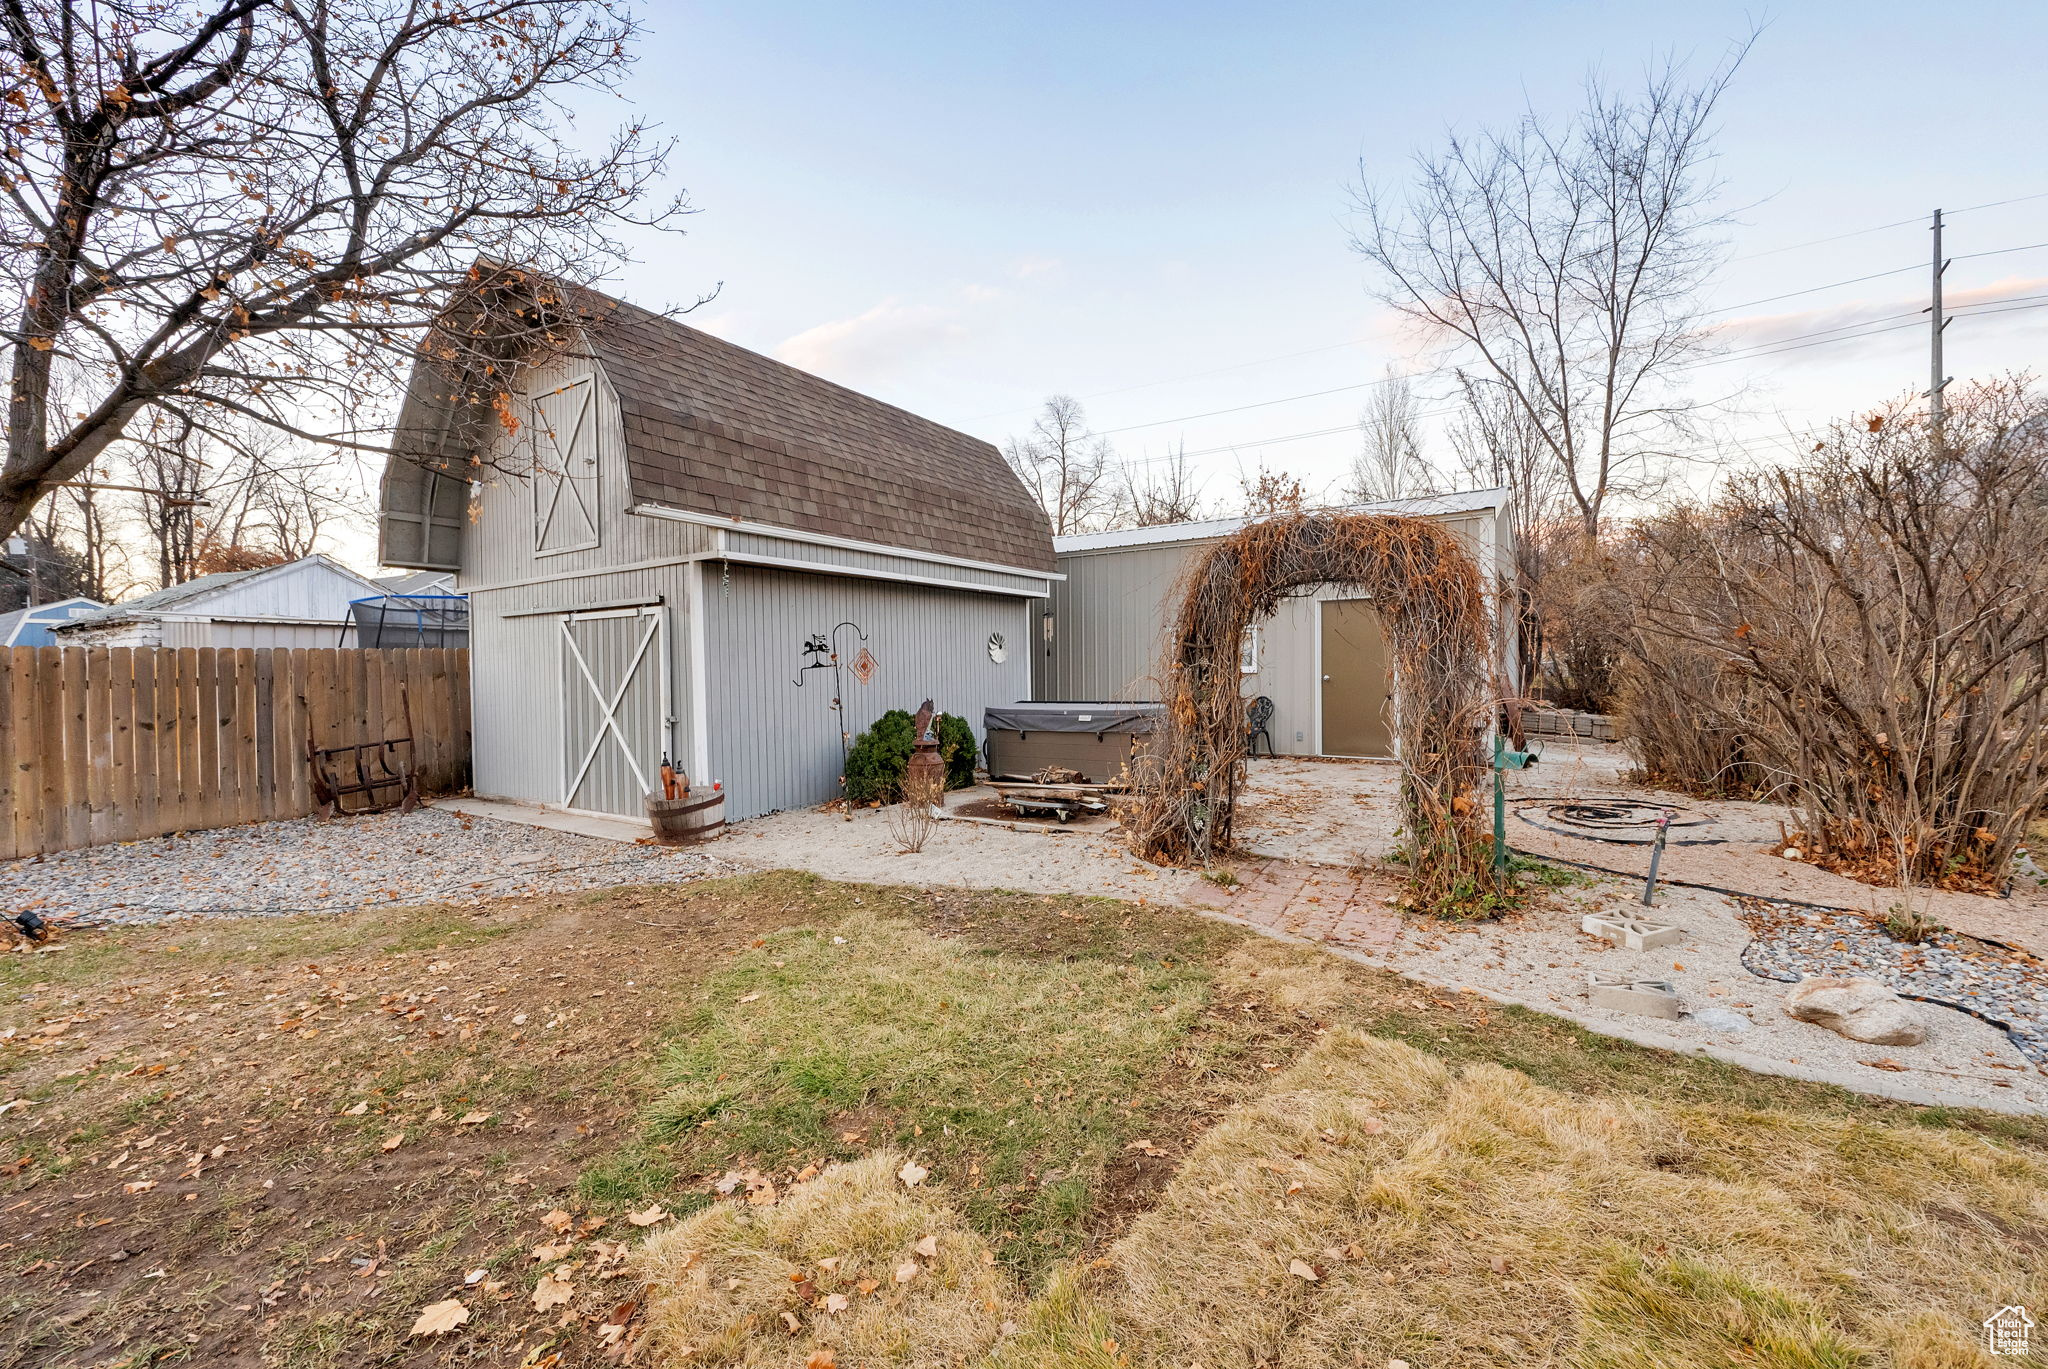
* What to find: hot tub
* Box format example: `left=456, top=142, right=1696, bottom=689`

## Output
left=982, top=702, right=1161, bottom=784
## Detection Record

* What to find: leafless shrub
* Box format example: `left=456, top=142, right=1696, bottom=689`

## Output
left=1530, top=527, right=1628, bottom=712
left=884, top=769, right=945, bottom=854
left=1621, top=377, right=2048, bottom=890
left=1610, top=634, right=1768, bottom=798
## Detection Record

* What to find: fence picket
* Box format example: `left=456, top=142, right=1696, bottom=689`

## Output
left=132, top=649, right=160, bottom=840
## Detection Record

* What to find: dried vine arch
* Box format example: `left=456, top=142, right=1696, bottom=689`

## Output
left=1128, top=512, right=1505, bottom=905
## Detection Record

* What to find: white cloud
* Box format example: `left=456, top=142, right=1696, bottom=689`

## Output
left=772, top=299, right=967, bottom=384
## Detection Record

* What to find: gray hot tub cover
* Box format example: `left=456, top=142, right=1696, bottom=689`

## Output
left=983, top=702, right=1161, bottom=734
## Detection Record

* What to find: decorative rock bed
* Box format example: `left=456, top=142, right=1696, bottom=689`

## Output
left=1735, top=896, right=2048, bottom=1067
left=2, top=805, right=729, bottom=930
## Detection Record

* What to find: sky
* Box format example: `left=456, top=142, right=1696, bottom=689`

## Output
left=368, top=0, right=2048, bottom=567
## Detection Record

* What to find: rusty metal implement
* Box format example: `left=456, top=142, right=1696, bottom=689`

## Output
left=305, top=686, right=422, bottom=818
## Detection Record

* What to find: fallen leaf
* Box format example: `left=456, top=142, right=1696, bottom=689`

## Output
left=532, top=1271, right=574, bottom=1311
left=779, top=1311, right=801, bottom=1334
left=737, top=992, right=761, bottom=1004
left=807, top=1350, right=837, bottom=1369
left=458, top=1111, right=491, bottom=1126
left=823, top=1292, right=849, bottom=1314
left=913, top=1235, right=938, bottom=1258
left=895, top=1259, right=920, bottom=1283
left=856, top=1278, right=879, bottom=1295
left=626, top=1205, right=669, bottom=1227
left=897, top=1159, right=929, bottom=1188
left=343, top=1101, right=369, bottom=1117
left=541, top=1209, right=574, bottom=1233
left=1288, top=1258, right=1320, bottom=1281
left=123, top=1180, right=157, bottom=1195
left=411, top=1298, right=470, bottom=1337
left=532, top=1240, right=575, bottom=1262
left=1489, top=1254, right=1511, bottom=1275
left=817, top=1256, right=842, bottom=1274
left=381, top=1132, right=406, bottom=1152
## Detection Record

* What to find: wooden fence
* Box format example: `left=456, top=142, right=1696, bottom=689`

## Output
left=0, top=646, right=470, bottom=860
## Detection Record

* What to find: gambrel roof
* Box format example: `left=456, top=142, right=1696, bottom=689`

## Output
left=580, top=293, right=1054, bottom=573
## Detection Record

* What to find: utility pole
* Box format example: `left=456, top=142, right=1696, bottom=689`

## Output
left=1928, top=208, right=1951, bottom=444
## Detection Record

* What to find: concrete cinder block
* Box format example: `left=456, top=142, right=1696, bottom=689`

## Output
left=1587, top=973, right=1682, bottom=1020
left=1580, top=912, right=1684, bottom=952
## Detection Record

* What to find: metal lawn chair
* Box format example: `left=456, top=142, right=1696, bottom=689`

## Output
left=1246, top=695, right=1276, bottom=758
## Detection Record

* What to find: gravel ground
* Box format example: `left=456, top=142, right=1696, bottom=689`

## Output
left=3, top=804, right=732, bottom=928
left=1736, top=897, right=2048, bottom=1066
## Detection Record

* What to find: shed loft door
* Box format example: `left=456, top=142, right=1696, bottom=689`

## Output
left=558, top=606, right=671, bottom=815
left=532, top=377, right=599, bottom=554
left=1319, top=598, right=1393, bottom=758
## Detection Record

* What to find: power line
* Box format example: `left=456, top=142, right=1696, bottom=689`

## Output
left=971, top=219, right=2048, bottom=430
left=1113, top=294, right=2048, bottom=467
left=1093, top=373, right=1432, bottom=437
left=1709, top=239, right=2048, bottom=317
left=1730, top=189, right=2048, bottom=262
left=1107, top=288, right=2046, bottom=450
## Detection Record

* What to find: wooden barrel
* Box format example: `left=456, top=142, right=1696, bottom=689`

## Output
left=644, top=790, right=726, bottom=844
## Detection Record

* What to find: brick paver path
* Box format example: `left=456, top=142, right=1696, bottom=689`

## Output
left=1185, top=857, right=1404, bottom=954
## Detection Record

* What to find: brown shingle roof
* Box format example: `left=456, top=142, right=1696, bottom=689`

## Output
left=580, top=292, right=1054, bottom=574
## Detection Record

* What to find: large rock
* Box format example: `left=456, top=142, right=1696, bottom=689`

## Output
left=1783, top=977, right=1927, bottom=1046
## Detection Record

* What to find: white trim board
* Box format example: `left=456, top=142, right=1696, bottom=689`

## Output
left=627, top=501, right=1064, bottom=584
left=1053, top=487, right=1509, bottom=555
left=709, top=545, right=1053, bottom=600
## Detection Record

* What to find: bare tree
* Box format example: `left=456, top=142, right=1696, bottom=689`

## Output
left=1450, top=368, right=1575, bottom=694
left=1113, top=442, right=1208, bottom=527
left=1352, top=46, right=1748, bottom=536
left=1233, top=463, right=1309, bottom=517
left=121, top=411, right=349, bottom=584
left=1004, top=395, right=1116, bottom=536
left=1348, top=366, right=1436, bottom=503
left=0, top=0, right=690, bottom=539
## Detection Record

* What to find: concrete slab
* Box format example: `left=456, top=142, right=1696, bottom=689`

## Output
left=1581, top=912, right=1685, bottom=951
left=436, top=796, right=650, bottom=845
left=1588, top=973, right=1683, bottom=1020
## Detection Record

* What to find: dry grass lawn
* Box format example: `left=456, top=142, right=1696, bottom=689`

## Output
left=4, top=868, right=2045, bottom=1369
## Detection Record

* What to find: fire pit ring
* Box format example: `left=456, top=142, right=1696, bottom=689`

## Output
left=1513, top=799, right=1723, bottom=845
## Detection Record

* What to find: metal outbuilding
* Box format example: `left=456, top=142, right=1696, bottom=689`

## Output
left=50, top=555, right=385, bottom=648
left=377, top=288, right=1057, bottom=823
left=1036, top=490, right=1516, bottom=758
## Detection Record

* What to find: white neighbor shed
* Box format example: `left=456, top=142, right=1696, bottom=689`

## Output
left=52, top=555, right=384, bottom=648
left=377, top=289, right=1057, bottom=823
left=1038, top=490, right=1516, bottom=759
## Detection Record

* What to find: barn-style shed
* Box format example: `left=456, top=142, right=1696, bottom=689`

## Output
left=1038, top=490, right=1515, bottom=759
left=378, top=291, right=1056, bottom=822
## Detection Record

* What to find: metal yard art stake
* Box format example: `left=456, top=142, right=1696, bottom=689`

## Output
left=1642, top=807, right=1675, bottom=905
left=793, top=621, right=870, bottom=821
left=1491, top=729, right=1535, bottom=872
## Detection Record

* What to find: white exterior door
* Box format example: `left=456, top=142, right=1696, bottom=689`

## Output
left=558, top=606, right=672, bottom=815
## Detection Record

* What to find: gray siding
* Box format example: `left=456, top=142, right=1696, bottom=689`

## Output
left=704, top=565, right=1033, bottom=820
left=1046, top=511, right=1504, bottom=757
left=469, top=566, right=698, bottom=810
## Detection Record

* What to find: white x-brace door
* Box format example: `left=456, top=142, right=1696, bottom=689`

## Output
left=558, top=605, right=672, bottom=815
